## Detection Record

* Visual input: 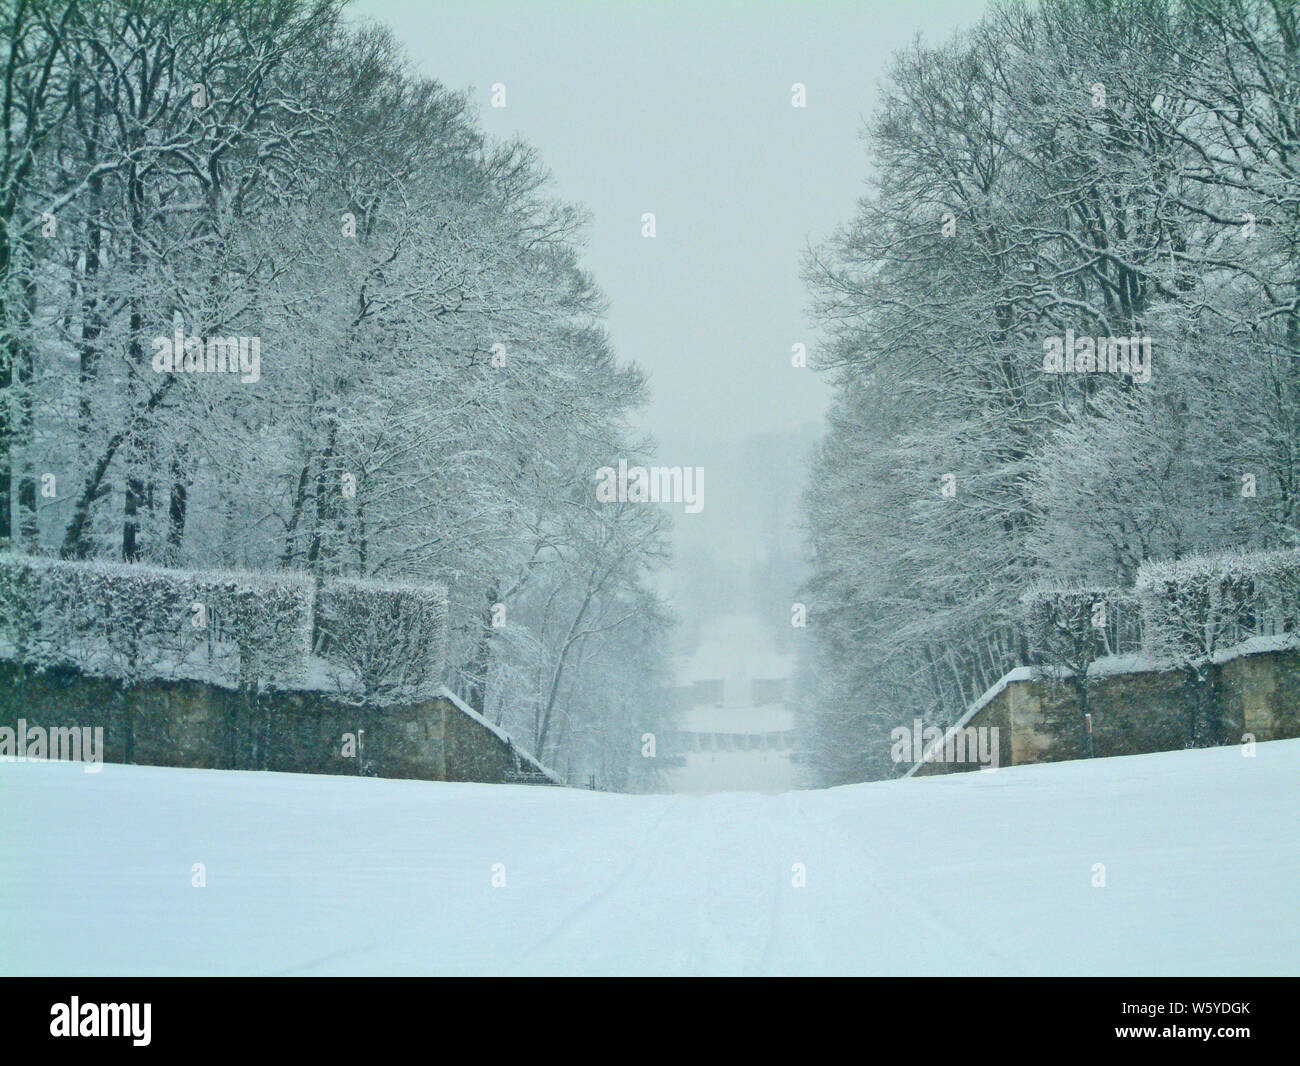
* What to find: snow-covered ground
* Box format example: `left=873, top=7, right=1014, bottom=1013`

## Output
left=2, top=740, right=1297, bottom=975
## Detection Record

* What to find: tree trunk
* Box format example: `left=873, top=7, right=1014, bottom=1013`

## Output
left=166, top=449, right=188, bottom=561
left=61, top=375, right=177, bottom=557
left=15, top=264, right=38, bottom=543
left=120, top=162, right=148, bottom=563
left=464, top=585, right=499, bottom=714
left=306, top=423, right=337, bottom=573
left=280, top=459, right=313, bottom=567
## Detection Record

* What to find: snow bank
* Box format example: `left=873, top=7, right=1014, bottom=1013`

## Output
left=3, top=739, right=1296, bottom=975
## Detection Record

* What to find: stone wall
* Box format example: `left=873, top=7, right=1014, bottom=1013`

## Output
left=0, top=660, right=559, bottom=784
left=916, top=645, right=1300, bottom=775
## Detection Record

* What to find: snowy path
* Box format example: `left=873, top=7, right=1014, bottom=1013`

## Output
left=2, top=741, right=1298, bottom=975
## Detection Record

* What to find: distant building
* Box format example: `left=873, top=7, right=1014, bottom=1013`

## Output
left=662, top=614, right=801, bottom=793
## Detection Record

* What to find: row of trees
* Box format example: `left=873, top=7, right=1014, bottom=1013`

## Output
left=801, top=0, right=1300, bottom=783
left=0, top=0, right=671, bottom=788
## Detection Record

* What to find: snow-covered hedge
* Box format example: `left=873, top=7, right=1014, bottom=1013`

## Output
left=1021, top=585, right=1138, bottom=675
left=1136, top=548, right=1300, bottom=666
left=0, top=555, right=452, bottom=698
left=0, top=553, right=313, bottom=688
left=315, top=577, right=447, bottom=703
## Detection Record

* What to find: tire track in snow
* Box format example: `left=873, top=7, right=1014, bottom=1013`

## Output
left=757, top=793, right=827, bottom=974
left=511, top=792, right=787, bottom=975
left=681, top=793, right=782, bottom=975
left=789, top=791, right=1028, bottom=974
left=505, top=793, right=689, bottom=971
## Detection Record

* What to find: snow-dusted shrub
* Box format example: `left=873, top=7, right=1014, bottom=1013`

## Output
left=1136, top=548, right=1300, bottom=666
left=0, top=553, right=52, bottom=663
left=1021, top=585, right=1137, bottom=678
left=0, top=554, right=452, bottom=699
left=184, top=570, right=315, bottom=687
left=0, top=554, right=186, bottom=678
left=0, top=553, right=313, bottom=688
left=314, top=577, right=447, bottom=703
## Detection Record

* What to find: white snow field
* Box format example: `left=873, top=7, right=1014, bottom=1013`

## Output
left=2, top=740, right=1297, bottom=976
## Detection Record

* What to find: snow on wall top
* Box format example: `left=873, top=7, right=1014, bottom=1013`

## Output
left=902, top=632, right=1299, bottom=778
left=436, top=687, right=563, bottom=785
left=901, top=667, right=1032, bottom=779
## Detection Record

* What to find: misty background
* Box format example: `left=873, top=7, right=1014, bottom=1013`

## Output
left=352, top=0, right=979, bottom=649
